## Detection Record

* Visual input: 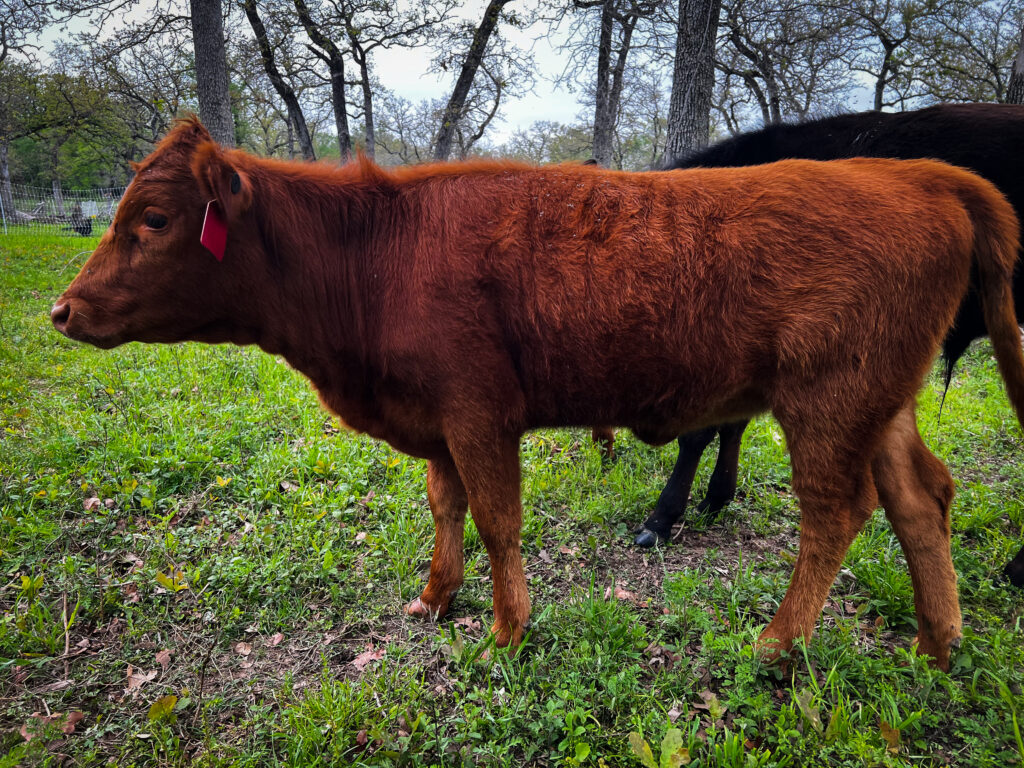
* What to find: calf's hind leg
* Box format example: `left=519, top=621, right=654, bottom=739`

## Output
left=758, top=429, right=877, bottom=661
left=405, top=454, right=468, bottom=620
left=872, top=404, right=961, bottom=670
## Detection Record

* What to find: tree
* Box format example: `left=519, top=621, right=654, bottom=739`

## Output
left=292, top=0, right=351, bottom=158
left=502, top=120, right=592, bottom=163
left=433, top=0, right=513, bottom=161
left=86, top=25, right=197, bottom=149
left=374, top=91, right=439, bottom=164
left=242, top=0, right=316, bottom=159
left=1008, top=21, right=1024, bottom=103
left=26, top=50, right=127, bottom=208
left=840, top=0, right=934, bottom=111
left=715, top=0, right=854, bottom=128
left=663, top=0, right=721, bottom=161
left=190, top=0, right=235, bottom=145
left=911, top=0, right=1024, bottom=103
left=0, top=60, right=37, bottom=219
left=571, top=0, right=662, bottom=166
left=340, top=0, right=457, bottom=159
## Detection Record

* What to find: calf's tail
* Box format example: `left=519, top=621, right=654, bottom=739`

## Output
left=958, top=175, right=1024, bottom=430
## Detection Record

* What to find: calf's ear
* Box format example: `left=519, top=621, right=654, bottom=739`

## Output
left=191, top=141, right=253, bottom=224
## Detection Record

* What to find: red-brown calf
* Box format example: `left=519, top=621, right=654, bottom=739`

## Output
left=52, top=119, right=1024, bottom=670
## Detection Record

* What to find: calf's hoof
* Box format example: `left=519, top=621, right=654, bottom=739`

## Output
left=634, top=527, right=667, bottom=548
left=755, top=631, right=794, bottom=667
left=404, top=595, right=453, bottom=621
left=491, top=620, right=526, bottom=650
left=912, top=630, right=960, bottom=672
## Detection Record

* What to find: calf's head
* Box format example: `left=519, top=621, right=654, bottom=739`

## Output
left=51, top=118, right=258, bottom=349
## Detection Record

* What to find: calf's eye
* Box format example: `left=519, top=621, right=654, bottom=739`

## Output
left=145, top=212, right=168, bottom=230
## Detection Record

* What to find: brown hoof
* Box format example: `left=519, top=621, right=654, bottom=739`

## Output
left=755, top=632, right=794, bottom=666
left=491, top=620, right=525, bottom=650
left=911, top=634, right=957, bottom=672
left=405, top=597, right=444, bottom=621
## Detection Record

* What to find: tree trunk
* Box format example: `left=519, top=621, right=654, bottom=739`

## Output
left=1008, top=23, right=1024, bottom=105
left=0, top=140, right=14, bottom=225
left=243, top=0, right=316, bottom=161
left=52, top=178, right=65, bottom=217
left=348, top=39, right=376, bottom=160
left=433, top=0, right=512, bottom=161
left=872, top=37, right=898, bottom=111
left=606, top=14, right=637, bottom=165
left=293, top=0, right=351, bottom=158
left=189, top=0, right=235, bottom=146
left=664, top=0, right=720, bottom=162
left=359, top=57, right=375, bottom=159
left=591, top=0, right=616, bottom=166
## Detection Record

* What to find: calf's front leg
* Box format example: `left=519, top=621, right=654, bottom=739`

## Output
left=405, top=454, right=468, bottom=620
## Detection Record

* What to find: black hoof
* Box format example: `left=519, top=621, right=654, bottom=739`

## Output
left=695, top=498, right=726, bottom=524
left=633, top=527, right=666, bottom=548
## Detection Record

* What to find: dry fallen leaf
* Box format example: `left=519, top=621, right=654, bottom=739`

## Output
left=83, top=496, right=101, bottom=511
left=234, top=642, right=253, bottom=657
left=880, top=720, right=900, bottom=754
left=352, top=647, right=386, bottom=671
left=614, top=585, right=637, bottom=602
left=125, top=665, right=157, bottom=698
left=668, top=702, right=684, bottom=723
left=37, top=679, right=74, bottom=693
left=19, top=711, right=84, bottom=742
left=62, top=711, right=85, bottom=734
left=355, top=531, right=367, bottom=542
left=269, top=632, right=285, bottom=647
left=155, top=649, right=172, bottom=672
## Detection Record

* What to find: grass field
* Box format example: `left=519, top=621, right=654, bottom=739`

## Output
left=2, top=232, right=1024, bottom=767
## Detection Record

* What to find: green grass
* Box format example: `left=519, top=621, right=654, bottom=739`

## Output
left=2, top=231, right=1023, bottom=766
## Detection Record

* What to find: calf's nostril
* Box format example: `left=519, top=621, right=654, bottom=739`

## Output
left=51, top=302, right=71, bottom=328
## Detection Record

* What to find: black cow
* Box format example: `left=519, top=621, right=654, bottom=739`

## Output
left=634, top=103, right=1024, bottom=589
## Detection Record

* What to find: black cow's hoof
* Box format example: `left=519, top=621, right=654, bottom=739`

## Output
left=633, top=527, right=665, bottom=548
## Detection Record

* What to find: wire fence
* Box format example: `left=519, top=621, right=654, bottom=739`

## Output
left=0, top=183, right=126, bottom=238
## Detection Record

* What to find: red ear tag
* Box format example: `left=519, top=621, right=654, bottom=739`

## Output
left=200, top=200, right=228, bottom=261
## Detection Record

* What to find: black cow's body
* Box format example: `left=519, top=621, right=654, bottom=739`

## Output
left=635, top=103, right=1024, bottom=589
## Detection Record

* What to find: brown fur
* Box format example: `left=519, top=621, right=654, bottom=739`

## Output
left=52, top=118, right=1024, bottom=669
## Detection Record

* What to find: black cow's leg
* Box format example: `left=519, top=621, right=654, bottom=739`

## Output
left=634, top=426, right=718, bottom=547
left=694, top=419, right=749, bottom=523
left=1004, top=543, right=1024, bottom=589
